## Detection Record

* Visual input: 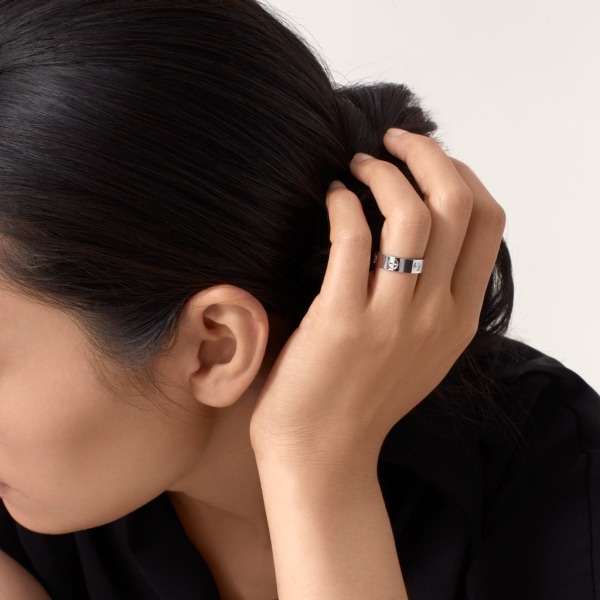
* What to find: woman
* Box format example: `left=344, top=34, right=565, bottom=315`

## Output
left=0, top=1, right=597, bottom=598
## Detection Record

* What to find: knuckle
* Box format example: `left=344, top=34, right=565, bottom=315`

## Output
left=487, top=201, right=507, bottom=232
left=453, top=312, right=479, bottom=348
left=462, top=316, right=480, bottom=345
left=475, top=199, right=506, bottom=242
left=335, top=223, right=371, bottom=250
left=450, top=158, right=472, bottom=176
left=435, top=183, right=474, bottom=218
left=416, top=301, right=479, bottom=349
left=413, top=303, right=443, bottom=337
left=394, top=205, right=432, bottom=233
left=326, top=310, right=368, bottom=348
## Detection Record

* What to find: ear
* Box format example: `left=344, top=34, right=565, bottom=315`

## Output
left=170, top=285, right=269, bottom=408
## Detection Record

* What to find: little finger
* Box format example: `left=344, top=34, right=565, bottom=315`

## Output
left=449, top=160, right=506, bottom=312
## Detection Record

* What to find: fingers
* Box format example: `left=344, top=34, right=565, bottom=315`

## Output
left=450, top=160, right=506, bottom=309
left=349, top=152, right=430, bottom=299
left=322, top=130, right=504, bottom=328
left=349, top=153, right=431, bottom=259
left=382, top=130, right=473, bottom=289
left=320, top=181, right=372, bottom=309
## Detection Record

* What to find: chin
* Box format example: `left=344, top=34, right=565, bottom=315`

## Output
left=2, top=497, right=112, bottom=535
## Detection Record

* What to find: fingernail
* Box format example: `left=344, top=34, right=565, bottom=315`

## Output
left=329, top=180, right=345, bottom=190
left=352, top=152, right=373, bottom=163
left=386, top=128, right=408, bottom=137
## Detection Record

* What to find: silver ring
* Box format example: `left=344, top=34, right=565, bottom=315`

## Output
left=374, top=253, right=424, bottom=274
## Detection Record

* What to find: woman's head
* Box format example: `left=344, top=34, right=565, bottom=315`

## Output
left=0, top=0, right=450, bottom=372
left=0, top=0, right=513, bottom=532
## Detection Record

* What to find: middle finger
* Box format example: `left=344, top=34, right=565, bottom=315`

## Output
left=383, top=129, right=473, bottom=292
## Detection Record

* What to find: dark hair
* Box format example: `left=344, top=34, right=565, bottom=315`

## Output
left=0, top=0, right=512, bottom=402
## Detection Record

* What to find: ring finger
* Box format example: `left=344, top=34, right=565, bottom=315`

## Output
left=350, top=152, right=431, bottom=300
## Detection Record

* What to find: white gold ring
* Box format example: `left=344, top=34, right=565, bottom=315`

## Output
left=374, top=253, right=424, bottom=274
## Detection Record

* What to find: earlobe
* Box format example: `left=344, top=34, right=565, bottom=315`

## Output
left=175, top=286, right=270, bottom=408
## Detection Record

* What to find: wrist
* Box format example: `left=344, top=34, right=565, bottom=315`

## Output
left=254, top=446, right=406, bottom=600
left=251, top=419, right=386, bottom=472
left=254, top=442, right=381, bottom=504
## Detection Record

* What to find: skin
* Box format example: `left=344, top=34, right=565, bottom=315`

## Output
left=0, top=130, right=505, bottom=600
left=0, top=552, right=51, bottom=599
left=0, top=282, right=215, bottom=534
left=252, top=130, right=505, bottom=599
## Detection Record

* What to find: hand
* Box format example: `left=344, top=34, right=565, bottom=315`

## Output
left=250, top=129, right=505, bottom=467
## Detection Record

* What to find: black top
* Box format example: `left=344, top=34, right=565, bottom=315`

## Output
left=1, top=340, right=599, bottom=599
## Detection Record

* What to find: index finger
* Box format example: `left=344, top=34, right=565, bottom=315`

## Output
left=319, top=181, right=372, bottom=309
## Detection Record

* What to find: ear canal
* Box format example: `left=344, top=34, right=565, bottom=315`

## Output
left=198, top=334, right=236, bottom=366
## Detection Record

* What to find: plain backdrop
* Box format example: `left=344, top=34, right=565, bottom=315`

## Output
left=265, top=0, right=600, bottom=392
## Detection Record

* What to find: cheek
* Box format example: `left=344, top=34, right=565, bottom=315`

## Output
left=0, top=352, right=206, bottom=534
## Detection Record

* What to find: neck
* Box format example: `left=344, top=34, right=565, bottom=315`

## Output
left=167, top=391, right=277, bottom=599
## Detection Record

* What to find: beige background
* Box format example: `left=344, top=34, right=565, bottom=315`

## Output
left=266, top=0, right=600, bottom=392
